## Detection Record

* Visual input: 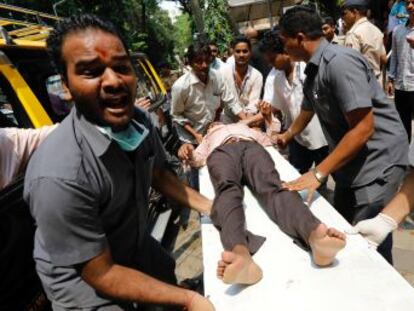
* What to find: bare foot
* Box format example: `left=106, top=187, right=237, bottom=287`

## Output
left=309, top=224, right=346, bottom=267
left=218, top=250, right=263, bottom=285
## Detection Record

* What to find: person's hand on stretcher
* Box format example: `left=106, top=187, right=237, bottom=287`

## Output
left=178, top=143, right=205, bottom=168
left=178, top=143, right=195, bottom=163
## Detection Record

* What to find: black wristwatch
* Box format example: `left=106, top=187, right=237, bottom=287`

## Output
left=311, top=168, right=328, bottom=184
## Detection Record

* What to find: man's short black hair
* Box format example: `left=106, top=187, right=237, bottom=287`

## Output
left=186, top=40, right=211, bottom=63
left=279, top=5, right=324, bottom=39
left=342, top=5, right=368, bottom=16
left=209, top=40, right=218, bottom=47
left=322, top=16, right=336, bottom=27
left=47, top=14, right=129, bottom=79
left=231, top=35, right=252, bottom=50
left=259, top=30, right=284, bottom=54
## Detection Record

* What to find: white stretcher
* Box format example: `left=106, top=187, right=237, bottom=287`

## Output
left=199, top=147, right=414, bottom=311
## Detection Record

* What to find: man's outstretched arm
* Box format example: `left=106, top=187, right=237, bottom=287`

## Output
left=353, top=168, right=414, bottom=246
left=382, top=169, right=414, bottom=223
left=276, top=109, right=314, bottom=148
left=25, top=178, right=214, bottom=310
left=284, top=108, right=374, bottom=203
left=152, top=168, right=212, bottom=216
left=314, top=108, right=374, bottom=177
left=81, top=248, right=214, bottom=310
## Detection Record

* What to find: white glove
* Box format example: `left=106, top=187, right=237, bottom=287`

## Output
left=352, top=213, right=398, bottom=247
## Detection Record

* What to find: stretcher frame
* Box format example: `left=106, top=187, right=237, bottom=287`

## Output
left=200, top=146, right=414, bottom=311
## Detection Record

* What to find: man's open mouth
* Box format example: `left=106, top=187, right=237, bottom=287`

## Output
left=101, top=95, right=130, bottom=114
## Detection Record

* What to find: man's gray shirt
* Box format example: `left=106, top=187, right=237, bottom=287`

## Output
left=24, top=107, right=167, bottom=310
left=302, top=39, right=408, bottom=188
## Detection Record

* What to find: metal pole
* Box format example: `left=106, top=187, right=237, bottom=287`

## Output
left=0, top=3, right=60, bottom=20
left=267, top=0, right=273, bottom=28
left=53, top=0, right=69, bottom=17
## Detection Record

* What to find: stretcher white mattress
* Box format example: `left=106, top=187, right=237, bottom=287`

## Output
left=200, top=147, right=414, bottom=311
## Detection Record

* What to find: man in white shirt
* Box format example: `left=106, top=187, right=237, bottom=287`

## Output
left=321, top=16, right=340, bottom=44
left=209, top=41, right=226, bottom=71
left=220, top=35, right=263, bottom=124
left=261, top=30, right=283, bottom=128
left=171, top=41, right=244, bottom=144
left=260, top=31, right=328, bottom=174
left=262, top=67, right=277, bottom=105
left=226, top=54, right=235, bottom=67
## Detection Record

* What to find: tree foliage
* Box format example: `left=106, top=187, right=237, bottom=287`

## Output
left=203, top=0, right=235, bottom=52
left=173, top=13, right=193, bottom=57
left=168, top=0, right=191, bottom=15
left=3, top=0, right=176, bottom=67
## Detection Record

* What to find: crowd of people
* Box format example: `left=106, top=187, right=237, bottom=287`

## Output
left=1, top=0, right=414, bottom=310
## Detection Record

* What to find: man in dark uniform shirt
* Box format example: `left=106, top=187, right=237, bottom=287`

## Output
left=24, top=14, right=214, bottom=311
left=276, top=6, right=408, bottom=264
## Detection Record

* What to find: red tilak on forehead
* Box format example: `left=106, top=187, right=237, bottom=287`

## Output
left=95, top=47, right=108, bottom=58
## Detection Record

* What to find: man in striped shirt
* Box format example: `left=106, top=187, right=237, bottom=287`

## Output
left=388, top=0, right=414, bottom=142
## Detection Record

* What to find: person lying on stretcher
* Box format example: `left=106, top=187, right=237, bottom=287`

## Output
left=180, top=103, right=346, bottom=286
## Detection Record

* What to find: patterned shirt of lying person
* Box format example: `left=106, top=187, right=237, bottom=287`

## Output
left=24, top=107, right=168, bottom=310
left=302, top=39, right=408, bottom=188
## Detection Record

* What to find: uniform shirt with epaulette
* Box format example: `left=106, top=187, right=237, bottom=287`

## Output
left=302, top=39, right=408, bottom=188
left=345, top=17, right=386, bottom=80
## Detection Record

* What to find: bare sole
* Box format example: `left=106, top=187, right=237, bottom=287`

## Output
left=218, top=251, right=263, bottom=285
left=310, top=225, right=346, bottom=267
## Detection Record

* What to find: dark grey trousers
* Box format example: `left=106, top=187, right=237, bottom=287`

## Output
left=207, top=141, right=321, bottom=254
left=334, top=165, right=406, bottom=264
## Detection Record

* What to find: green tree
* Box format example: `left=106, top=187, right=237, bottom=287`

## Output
left=203, top=0, right=235, bottom=52
left=146, top=5, right=176, bottom=66
left=1, top=0, right=55, bottom=13
left=3, top=0, right=177, bottom=67
left=173, top=13, right=193, bottom=57
left=168, top=0, right=235, bottom=51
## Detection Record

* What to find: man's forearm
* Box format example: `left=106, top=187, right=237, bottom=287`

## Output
left=81, top=250, right=192, bottom=308
left=382, top=168, right=414, bottom=224
left=98, top=264, right=190, bottom=306
left=184, top=124, right=201, bottom=139
left=153, top=169, right=212, bottom=215
left=244, top=113, right=263, bottom=126
left=288, top=109, right=314, bottom=137
left=236, top=111, right=247, bottom=120
left=316, top=115, right=373, bottom=176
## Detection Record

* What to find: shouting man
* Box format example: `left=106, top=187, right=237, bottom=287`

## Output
left=24, top=15, right=214, bottom=311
